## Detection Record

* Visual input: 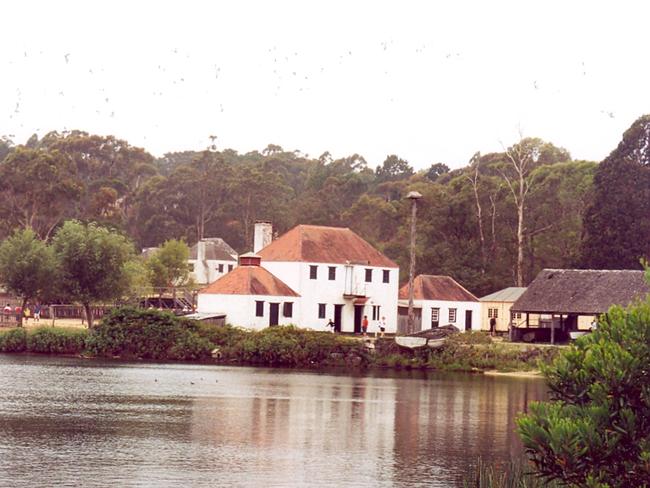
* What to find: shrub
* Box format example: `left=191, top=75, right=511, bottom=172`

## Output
left=87, top=306, right=213, bottom=360
left=27, top=327, right=87, bottom=354
left=517, top=299, right=650, bottom=487
left=0, top=327, right=28, bottom=352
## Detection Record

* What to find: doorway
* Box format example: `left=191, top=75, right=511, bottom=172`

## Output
left=269, top=303, right=279, bottom=326
left=465, top=310, right=472, bottom=331
left=334, top=304, right=343, bottom=333
left=354, top=305, right=363, bottom=334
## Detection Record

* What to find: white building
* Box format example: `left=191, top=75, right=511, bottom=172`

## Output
left=197, top=253, right=299, bottom=329
left=397, top=275, right=481, bottom=332
left=188, top=238, right=238, bottom=285
left=256, top=224, right=400, bottom=333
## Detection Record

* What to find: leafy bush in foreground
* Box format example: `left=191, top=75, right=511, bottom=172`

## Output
left=27, top=327, right=87, bottom=354
left=517, top=299, right=650, bottom=487
left=0, top=327, right=28, bottom=352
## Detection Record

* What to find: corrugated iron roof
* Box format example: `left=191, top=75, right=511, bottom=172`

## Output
left=199, top=265, right=299, bottom=297
left=398, top=275, right=479, bottom=302
left=480, top=287, right=527, bottom=303
left=190, top=238, right=237, bottom=261
left=511, top=269, right=649, bottom=314
left=257, top=225, right=398, bottom=267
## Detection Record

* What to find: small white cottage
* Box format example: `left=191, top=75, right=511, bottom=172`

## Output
left=398, top=275, right=481, bottom=332
left=197, top=253, right=299, bottom=330
left=188, top=238, right=238, bottom=285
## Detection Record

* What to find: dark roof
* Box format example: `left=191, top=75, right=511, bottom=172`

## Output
left=480, top=287, right=527, bottom=302
left=398, top=275, right=478, bottom=302
left=199, top=265, right=299, bottom=297
left=257, top=225, right=398, bottom=268
left=511, top=269, right=650, bottom=314
left=190, top=238, right=237, bottom=261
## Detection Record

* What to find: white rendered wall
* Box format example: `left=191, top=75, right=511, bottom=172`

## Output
left=197, top=293, right=299, bottom=330
left=190, top=259, right=237, bottom=285
left=262, top=261, right=399, bottom=333
left=419, top=299, right=482, bottom=332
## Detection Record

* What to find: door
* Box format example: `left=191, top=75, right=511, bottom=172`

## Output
left=334, top=304, right=343, bottom=333
left=269, top=303, right=279, bottom=327
left=465, top=310, right=472, bottom=331
left=354, top=305, right=363, bottom=334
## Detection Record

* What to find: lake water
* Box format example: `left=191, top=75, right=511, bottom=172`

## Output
left=0, top=355, right=547, bottom=487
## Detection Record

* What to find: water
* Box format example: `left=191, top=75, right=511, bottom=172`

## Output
left=0, top=354, right=547, bottom=487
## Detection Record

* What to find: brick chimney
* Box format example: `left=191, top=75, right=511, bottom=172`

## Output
left=253, top=221, right=272, bottom=253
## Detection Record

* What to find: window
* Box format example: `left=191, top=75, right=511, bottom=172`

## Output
left=372, top=305, right=381, bottom=320
left=228, top=264, right=233, bottom=272
left=218, top=264, right=224, bottom=273
left=365, top=269, right=372, bottom=283
left=283, top=302, right=293, bottom=318
left=318, top=303, right=326, bottom=319
left=328, top=266, right=336, bottom=281
left=510, top=311, right=522, bottom=320
left=255, top=301, right=264, bottom=317
left=431, top=308, right=440, bottom=327
left=310, top=265, right=318, bottom=280
left=488, top=308, right=499, bottom=319
left=449, top=308, right=457, bottom=323
left=188, top=263, right=195, bottom=272
left=382, top=270, right=390, bottom=283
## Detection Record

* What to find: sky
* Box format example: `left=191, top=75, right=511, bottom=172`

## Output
left=1, top=0, right=649, bottom=169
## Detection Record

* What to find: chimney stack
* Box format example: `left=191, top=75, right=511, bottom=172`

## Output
left=253, top=221, right=273, bottom=253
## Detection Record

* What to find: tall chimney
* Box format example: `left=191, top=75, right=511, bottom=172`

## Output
left=196, top=239, right=208, bottom=284
left=253, top=221, right=273, bottom=253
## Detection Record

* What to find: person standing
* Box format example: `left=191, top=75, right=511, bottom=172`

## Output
left=489, top=317, right=497, bottom=337
left=327, top=318, right=336, bottom=333
left=378, top=316, right=387, bottom=338
left=23, top=306, right=31, bottom=323
left=362, top=315, right=369, bottom=337
left=33, top=304, right=41, bottom=322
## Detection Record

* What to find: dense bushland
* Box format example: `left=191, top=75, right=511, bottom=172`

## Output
left=0, top=326, right=86, bottom=354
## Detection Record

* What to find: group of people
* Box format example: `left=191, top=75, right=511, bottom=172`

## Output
left=2, top=303, right=42, bottom=323
left=326, top=315, right=387, bottom=338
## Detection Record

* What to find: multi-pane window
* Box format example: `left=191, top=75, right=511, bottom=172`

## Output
left=431, top=308, right=440, bottom=327
left=310, top=265, right=318, bottom=280
left=372, top=305, right=381, bottom=320
left=318, top=303, right=326, bottom=319
left=449, top=308, right=457, bottom=323
left=255, top=301, right=264, bottom=317
left=228, top=264, right=233, bottom=272
left=365, top=269, right=372, bottom=283
left=328, top=266, right=336, bottom=281
left=218, top=264, right=224, bottom=273
left=382, top=270, right=390, bottom=283
left=488, top=308, right=499, bottom=319
left=283, top=302, right=293, bottom=318
left=510, top=311, right=522, bottom=320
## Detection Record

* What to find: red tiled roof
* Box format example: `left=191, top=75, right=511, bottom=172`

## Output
left=257, top=225, right=398, bottom=267
left=200, top=265, right=299, bottom=297
left=399, top=275, right=478, bottom=302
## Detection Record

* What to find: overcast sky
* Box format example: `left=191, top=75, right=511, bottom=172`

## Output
left=1, top=1, right=649, bottom=169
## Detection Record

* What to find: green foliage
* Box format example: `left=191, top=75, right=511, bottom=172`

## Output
left=517, top=298, right=650, bottom=487
left=26, top=327, right=87, bottom=354
left=0, top=229, right=58, bottom=312
left=581, top=114, right=650, bottom=269
left=87, top=306, right=212, bottom=360
left=146, top=239, right=190, bottom=289
left=51, top=221, right=135, bottom=327
left=464, top=458, right=559, bottom=488
left=0, top=327, right=28, bottom=352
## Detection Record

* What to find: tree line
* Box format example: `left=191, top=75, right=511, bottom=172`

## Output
left=1, top=115, right=649, bottom=297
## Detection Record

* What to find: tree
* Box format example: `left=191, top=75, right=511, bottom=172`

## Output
left=0, top=147, right=81, bottom=239
left=146, top=239, right=191, bottom=291
left=581, top=114, right=650, bottom=269
left=425, top=162, right=450, bottom=182
left=51, top=221, right=135, bottom=328
left=517, top=289, right=650, bottom=486
left=0, top=229, right=57, bottom=325
left=497, top=137, right=571, bottom=285
left=375, top=154, right=414, bottom=183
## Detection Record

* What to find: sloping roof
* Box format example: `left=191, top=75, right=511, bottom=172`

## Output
left=480, top=287, right=527, bottom=303
left=190, top=238, right=237, bottom=261
left=511, top=269, right=649, bottom=314
left=199, top=265, right=299, bottom=297
left=257, top=225, right=397, bottom=267
left=398, top=275, right=479, bottom=302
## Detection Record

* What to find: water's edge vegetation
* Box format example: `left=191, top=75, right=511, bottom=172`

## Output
left=0, top=307, right=558, bottom=372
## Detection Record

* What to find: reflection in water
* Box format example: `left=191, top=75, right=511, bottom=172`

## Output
left=0, top=355, right=547, bottom=487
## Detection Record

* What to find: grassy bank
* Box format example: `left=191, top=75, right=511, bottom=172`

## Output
left=0, top=307, right=559, bottom=372
left=464, top=459, right=559, bottom=487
